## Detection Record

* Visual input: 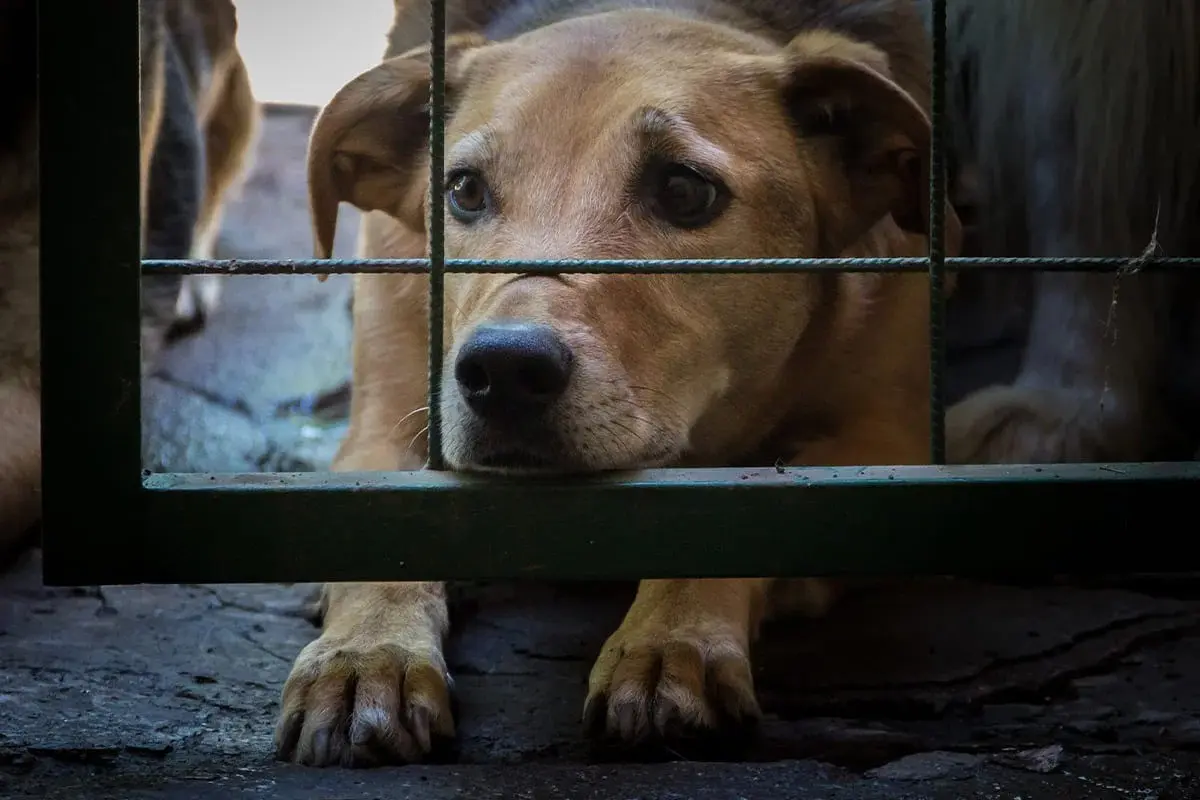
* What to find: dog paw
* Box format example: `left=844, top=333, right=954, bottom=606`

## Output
left=946, top=384, right=1103, bottom=464
left=583, top=622, right=760, bottom=750
left=274, top=634, right=455, bottom=767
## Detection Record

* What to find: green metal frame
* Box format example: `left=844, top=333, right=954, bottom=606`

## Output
left=39, top=0, right=1199, bottom=587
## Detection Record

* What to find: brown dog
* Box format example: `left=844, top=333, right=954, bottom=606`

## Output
left=0, top=0, right=259, bottom=558
left=139, top=0, right=261, bottom=363
left=931, top=0, right=1200, bottom=465
left=277, top=0, right=962, bottom=767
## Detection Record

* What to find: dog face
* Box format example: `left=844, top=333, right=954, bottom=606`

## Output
left=309, top=12, right=952, bottom=473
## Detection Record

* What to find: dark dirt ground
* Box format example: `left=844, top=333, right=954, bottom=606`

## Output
left=5, top=549, right=1200, bottom=798
left=4, top=104, right=1200, bottom=799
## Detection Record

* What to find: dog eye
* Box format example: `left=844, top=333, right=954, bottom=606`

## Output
left=647, top=164, right=726, bottom=229
left=446, top=170, right=493, bottom=222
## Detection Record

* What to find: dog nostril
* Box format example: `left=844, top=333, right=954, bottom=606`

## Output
left=456, top=360, right=491, bottom=394
left=454, top=322, right=573, bottom=417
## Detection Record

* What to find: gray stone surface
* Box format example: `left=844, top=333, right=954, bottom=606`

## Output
left=4, top=545, right=1200, bottom=797
left=141, top=104, right=357, bottom=475
left=141, top=376, right=274, bottom=472
left=6, top=755, right=1200, bottom=800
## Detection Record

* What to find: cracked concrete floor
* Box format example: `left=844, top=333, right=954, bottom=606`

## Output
left=5, top=552, right=1200, bottom=798
left=4, top=104, right=1200, bottom=798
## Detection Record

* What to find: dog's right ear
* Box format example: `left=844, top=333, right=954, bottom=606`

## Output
left=306, top=33, right=489, bottom=259
left=778, top=30, right=963, bottom=258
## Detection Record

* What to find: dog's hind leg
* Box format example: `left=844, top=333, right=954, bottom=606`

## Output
left=948, top=271, right=1174, bottom=463
left=941, top=0, right=1199, bottom=464
left=140, top=0, right=168, bottom=247
left=193, top=54, right=259, bottom=259
left=141, top=25, right=207, bottom=364
left=181, top=49, right=262, bottom=323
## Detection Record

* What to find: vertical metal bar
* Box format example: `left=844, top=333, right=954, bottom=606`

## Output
left=39, top=0, right=146, bottom=583
left=927, top=0, right=948, bottom=465
left=427, top=0, right=448, bottom=469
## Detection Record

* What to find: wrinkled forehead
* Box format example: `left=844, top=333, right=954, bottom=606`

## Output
left=446, top=12, right=791, bottom=172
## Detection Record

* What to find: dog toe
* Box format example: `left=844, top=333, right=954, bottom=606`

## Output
left=584, top=628, right=760, bottom=753
left=276, top=638, right=455, bottom=767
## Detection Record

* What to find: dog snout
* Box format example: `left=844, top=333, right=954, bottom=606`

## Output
left=454, top=322, right=574, bottom=419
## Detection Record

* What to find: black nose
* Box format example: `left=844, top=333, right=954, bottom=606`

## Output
left=454, top=322, right=573, bottom=418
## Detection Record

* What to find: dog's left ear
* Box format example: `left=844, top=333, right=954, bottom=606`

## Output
left=780, top=31, right=962, bottom=256
left=306, top=33, right=490, bottom=259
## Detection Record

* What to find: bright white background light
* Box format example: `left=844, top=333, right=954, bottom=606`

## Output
left=235, top=0, right=395, bottom=107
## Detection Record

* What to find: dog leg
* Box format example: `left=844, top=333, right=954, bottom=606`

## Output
left=946, top=103, right=1172, bottom=465
left=947, top=270, right=1172, bottom=465
left=141, top=25, right=206, bottom=361
left=275, top=581, right=454, bottom=767
left=183, top=54, right=262, bottom=322
left=197, top=54, right=258, bottom=240
left=139, top=0, right=167, bottom=249
left=275, top=437, right=454, bottom=768
left=937, top=0, right=1194, bottom=465
left=584, top=577, right=771, bottom=746
left=584, top=414, right=927, bottom=747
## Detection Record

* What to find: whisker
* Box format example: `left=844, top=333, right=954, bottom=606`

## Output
left=606, top=417, right=650, bottom=449
left=628, top=384, right=675, bottom=402
left=440, top=291, right=468, bottom=330
left=390, top=405, right=430, bottom=437
left=612, top=409, right=668, bottom=432
left=607, top=397, right=685, bottom=432
left=407, top=425, right=430, bottom=458
left=627, top=384, right=689, bottom=416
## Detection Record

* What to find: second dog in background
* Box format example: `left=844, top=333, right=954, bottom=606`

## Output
left=140, top=0, right=261, bottom=365
left=933, top=0, right=1200, bottom=465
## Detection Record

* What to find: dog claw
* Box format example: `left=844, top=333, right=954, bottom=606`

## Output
left=584, top=627, right=761, bottom=754
left=275, top=637, right=456, bottom=768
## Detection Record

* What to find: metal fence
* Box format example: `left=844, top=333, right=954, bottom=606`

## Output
left=39, top=0, right=1199, bottom=587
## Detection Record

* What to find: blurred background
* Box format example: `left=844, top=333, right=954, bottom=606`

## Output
left=237, top=0, right=394, bottom=107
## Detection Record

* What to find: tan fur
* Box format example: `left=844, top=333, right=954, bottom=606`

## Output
left=930, top=0, right=1200, bottom=464
left=171, top=49, right=259, bottom=334
left=183, top=7, right=260, bottom=259
left=141, top=1, right=169, bottom=239
left=278, top=0, right=961, bottom=767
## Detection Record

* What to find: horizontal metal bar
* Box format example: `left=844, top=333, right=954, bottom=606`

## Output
left=140, top=256, right=1200, bottom=276
left=41, top=463, right=1198, bottom=585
